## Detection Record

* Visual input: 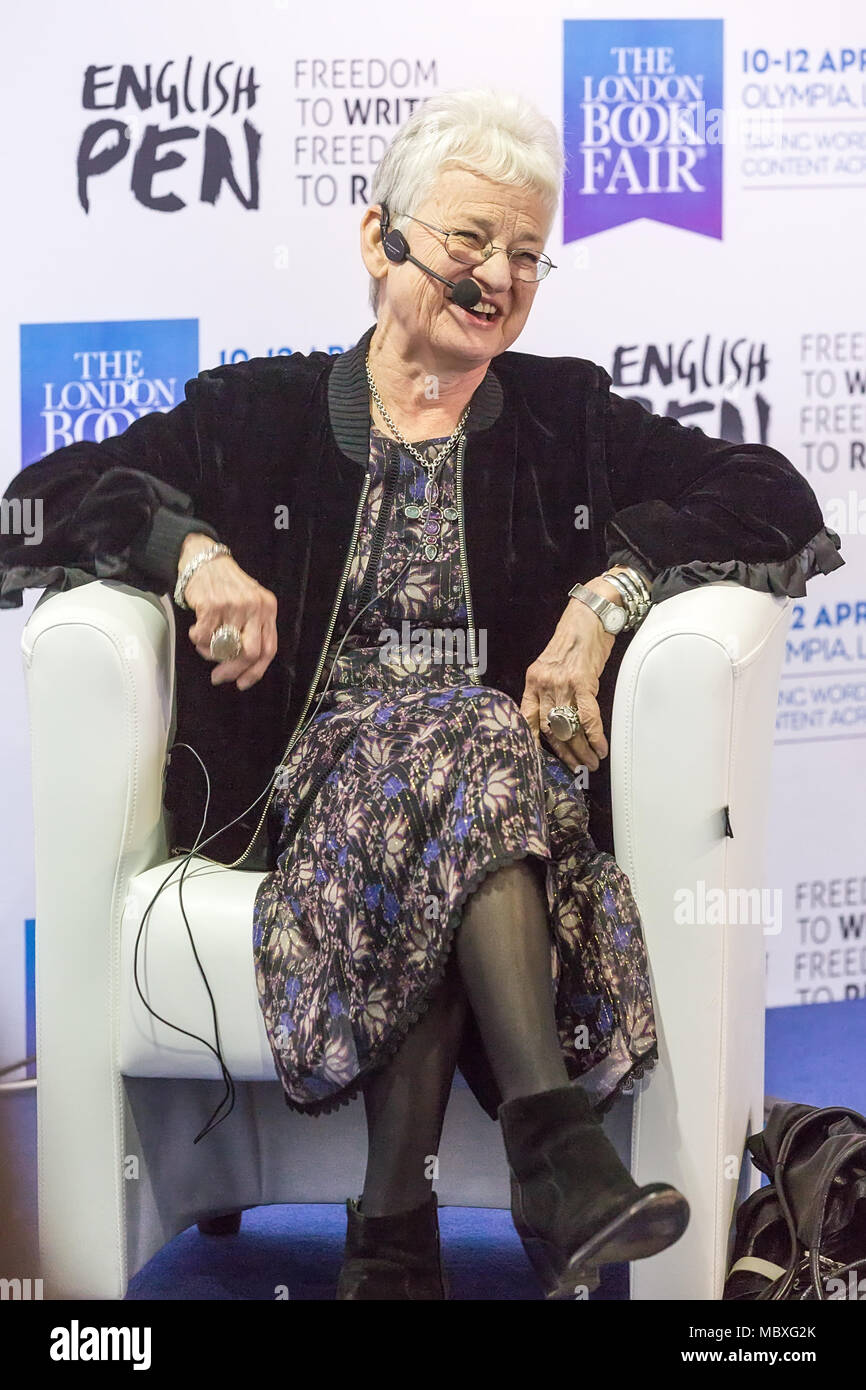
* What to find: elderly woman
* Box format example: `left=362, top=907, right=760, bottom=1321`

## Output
left=0, top=89, right=843, bottom=1301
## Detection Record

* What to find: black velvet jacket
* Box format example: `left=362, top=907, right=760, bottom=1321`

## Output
left=0, top=323, right=844, bottom=867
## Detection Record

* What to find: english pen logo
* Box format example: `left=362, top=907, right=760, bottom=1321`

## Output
left=77, top=59, right=261, bottom=213
left=563, top=18, right=724, bottom=243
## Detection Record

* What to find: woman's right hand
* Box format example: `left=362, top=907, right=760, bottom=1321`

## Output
left=179, top=533, right=279, bottom=691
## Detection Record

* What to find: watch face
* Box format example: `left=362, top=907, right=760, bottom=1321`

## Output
left=606, top=606, right=627, bottom=633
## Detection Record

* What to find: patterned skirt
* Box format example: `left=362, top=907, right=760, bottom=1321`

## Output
left=252, top=672, right=658, bottom=1121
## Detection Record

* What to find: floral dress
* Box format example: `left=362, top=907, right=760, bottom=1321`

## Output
left=252, top=426, right=658, bottom=1119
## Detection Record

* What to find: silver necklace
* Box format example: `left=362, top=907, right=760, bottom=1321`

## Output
left=366, top=353, right=468, bottom=562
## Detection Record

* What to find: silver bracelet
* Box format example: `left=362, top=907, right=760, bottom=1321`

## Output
left=619, top=567, right=652, bottom=624
left=615, top=576, right=651, bottom=630
left=174, top=544, right=232, bottom=610
left=602, top=568, right=652, bottom=630
left=603, top=573, right=639, bottom=627
left=622, top=565, right=652, bottom=605
left=606, top=565, right=651, bottom=603
left=611, top=569, right=643, bottom=611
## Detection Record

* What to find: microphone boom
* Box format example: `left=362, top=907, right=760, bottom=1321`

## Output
left=404, top=252, right=481, bottom=310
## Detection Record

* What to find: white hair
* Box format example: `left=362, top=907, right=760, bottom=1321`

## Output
left=367, top=88, right=563, bottom=314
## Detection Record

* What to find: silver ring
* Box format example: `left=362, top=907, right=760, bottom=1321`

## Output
left=210, top=624, right=243, bottom=662
left=547, top=704, right=581, bottom=741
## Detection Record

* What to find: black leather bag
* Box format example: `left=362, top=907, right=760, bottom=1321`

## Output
left=724, top=1102, right=866, bottom=1300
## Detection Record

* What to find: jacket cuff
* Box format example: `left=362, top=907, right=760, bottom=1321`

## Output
left=0, top=563, right=99, bottom=610
left=618, top=525, right=844, bottom=605
left=127, top=507, right=222, bottom=589
left=605, top=546, right=660, bottom=586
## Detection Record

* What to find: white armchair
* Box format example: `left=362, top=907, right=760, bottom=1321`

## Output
left=21, top=577, right=791, bottom=1300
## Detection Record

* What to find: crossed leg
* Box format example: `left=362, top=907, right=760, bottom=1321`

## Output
left=359, top=857, right=569, bottom=1216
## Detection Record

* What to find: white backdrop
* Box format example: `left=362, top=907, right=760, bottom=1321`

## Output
left=1, top=0, right=864, bottom=1079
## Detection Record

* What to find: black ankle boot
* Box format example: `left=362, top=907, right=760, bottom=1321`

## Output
left=499, top=1081, right=690, bottom=1299
left=335, top=1191, right=448, bottom=1300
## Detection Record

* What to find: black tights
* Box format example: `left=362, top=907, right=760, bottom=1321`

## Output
left=359, top=857, right=570, bottom=1217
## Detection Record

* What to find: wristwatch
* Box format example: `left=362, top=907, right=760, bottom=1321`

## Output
left=568, top=582, right=627, bottom=634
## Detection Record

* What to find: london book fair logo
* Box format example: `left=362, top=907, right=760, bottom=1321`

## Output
left=19, top=320, right=199, bottom=465
left=563, top=18, right=724, bottom=243
left=76, top=59, right=261, bottom=212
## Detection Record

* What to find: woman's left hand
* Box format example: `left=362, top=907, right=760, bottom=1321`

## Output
left=520, top=578, right=624, bottom=774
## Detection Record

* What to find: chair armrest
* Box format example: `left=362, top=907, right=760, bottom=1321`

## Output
left=22, top=579, right=179, bottom=1297
left=611, top=580, right=792, bottom=904
left=21, top=579, right=176, bottom=951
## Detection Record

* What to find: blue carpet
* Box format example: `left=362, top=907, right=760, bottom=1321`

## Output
left=125, top=1203, right=555, bottom=1301
left=765, top=996, right=866, bottom=1114
left=124, top=1202, right=633, bottom=1301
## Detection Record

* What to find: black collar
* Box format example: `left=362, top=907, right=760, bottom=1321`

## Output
left=327, top=322, right=504, bottom=468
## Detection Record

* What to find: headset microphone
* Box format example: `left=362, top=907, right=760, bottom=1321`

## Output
left=449, top=277, right=483, bottom=309
left=381, top=221, right=482, bottom=310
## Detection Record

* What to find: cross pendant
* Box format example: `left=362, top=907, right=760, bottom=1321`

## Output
left=402, top=477, right=458, bottom=561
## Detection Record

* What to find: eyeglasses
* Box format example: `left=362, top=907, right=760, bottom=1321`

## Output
left=391, top=212, right=557, bottom=283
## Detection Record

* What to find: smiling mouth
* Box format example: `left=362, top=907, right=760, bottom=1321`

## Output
left=455, top=299, right=501, bottom=322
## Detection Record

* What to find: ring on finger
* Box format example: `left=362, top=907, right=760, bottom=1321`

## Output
left=547, top=704, right=581, bottom=741
left=210, top=624, right=243, bottom=662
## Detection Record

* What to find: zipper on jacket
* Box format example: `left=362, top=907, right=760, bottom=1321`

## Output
left=269, top=443, right=402, bottom=848
left=355, top=442, right=400, bottom=612
left=455, top=434, right=481, bottom=683
left=282, top=469, right=371, bottom=753
left=186, top=471, right=372, bottom=869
